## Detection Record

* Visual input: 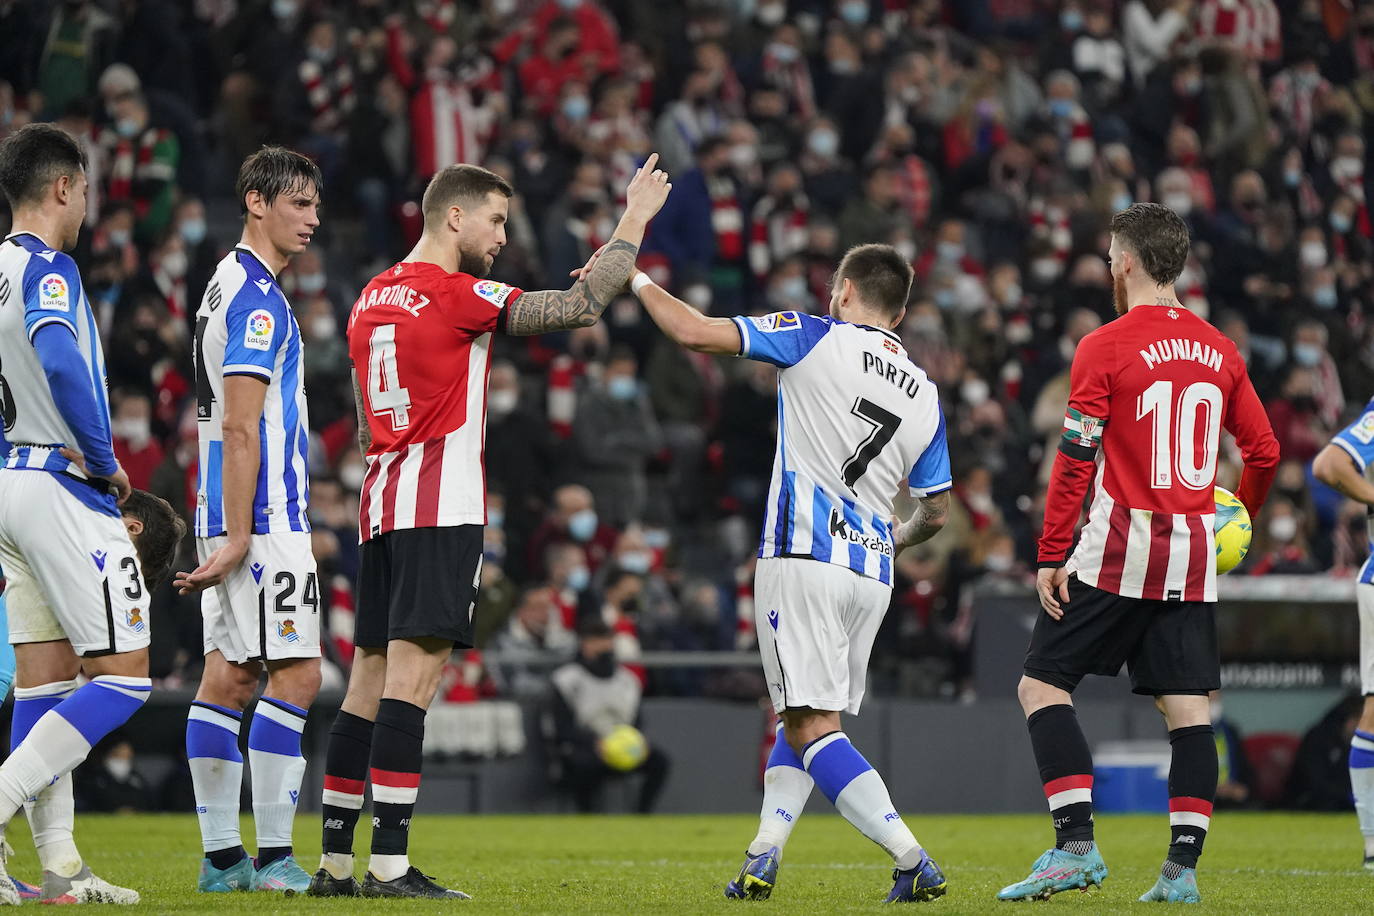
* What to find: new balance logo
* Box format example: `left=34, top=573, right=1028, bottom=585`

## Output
left=91, top=550, right=107, bottom=572
left=324, top=818, right=344, bottom=830
left=372, top=817, right=381, bottom=828
left=1175, top=835, right=1196, bottom=844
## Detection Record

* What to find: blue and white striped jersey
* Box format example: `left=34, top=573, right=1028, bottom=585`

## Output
left=193, top=245, right=310, bottom=537
left=0, top=232, right=118, bottom=517
left=732, top=311, right=951, bottom=585
left=1332, top=399, right=1374, bottom=585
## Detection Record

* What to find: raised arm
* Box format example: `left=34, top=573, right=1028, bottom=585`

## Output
left=503, top=154, right=672, bottom=336
left=626, top=270, right=742, bottom=355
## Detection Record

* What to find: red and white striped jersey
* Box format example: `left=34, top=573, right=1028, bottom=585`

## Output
left=1038, top=304, right=1278, bottom=602
left=346, top=261, right=522, bottom=542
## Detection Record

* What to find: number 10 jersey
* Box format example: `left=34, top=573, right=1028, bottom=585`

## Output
left=732, top=311, right=951, bottom=586
left=1038, top=304, right=1279, bottom=602
left=347, top=261, right=521, bottom=542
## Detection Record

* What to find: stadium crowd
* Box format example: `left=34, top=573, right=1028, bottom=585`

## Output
left=0, top=0, right=1371, bottom=702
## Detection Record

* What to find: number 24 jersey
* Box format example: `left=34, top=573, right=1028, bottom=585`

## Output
left=347, top=261, right=522, bottom=542
left=732, top=311, right=951, bottom=586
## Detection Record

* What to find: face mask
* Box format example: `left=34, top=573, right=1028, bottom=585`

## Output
left=566, top=565, right=590, bottom=591
left=311, top=316, right=336, bottom=339
left=483, top=544, right=506, bottom=566
left=1292, top=342, right=1323, bottom=367
left=1000, top=283, right=1022, bottom=308
left=619, top=550, right=652, bottom=574
left=568, top=508, right=598, bottom=542
left=808, top=130, right=839, bottom=158
left=561, top=95, right=590, bottom=122
left=179, top=218, right=206, bottom=246
left=985, top=553, right=1013, bottom=573
left=830, top=57, right=858, bottom=75
left=1268, top=515, right=1298, bottom=543
left=587, top=649, right=617, bottom=678
left=778, top=275, right=807, bottom=301
left=937, top=241, right=963, bottom=262
left=1331, top=212, right=1353, bottom=234
left=1112, top=192, right=1133, bottom=213
left=895, top=240, right=917, bottom=262
left=160, top=250, right=187, bottom=278
left=297, top=272, right=326, bottom=296
left=1048, top=98, right=1075, bottom=119
left=113, top=418, right=151, bottom=447
left=271, top=0, right=298, bottom=18
left=558, top=0, right=581, bottom=8
left=107, top=229, right=131, bottom=248
left=1312, top=286, right=1337, bottom=309
left=840, top=0, right=868, bottom=25
left=757, top=2, right=785, bottom=26
left=1006, top=318, right=1031, bottom=344
left=1179, top=77, right=1202, bottom=96
left=1162, top=192, right=1192, bottom=216
left=729, top=144, right=756, bottom=170
left=308, top=44, right=332, bottom=64
left=934, top=287, right=956, bottom=309
left=1283, top=169, right=1301, bottom=188
left=105, top=757, right=134, bottom=781
left=961, top=378, right=990, bottom=406
left=1299, top=242, right=1327, bottom=269
left=909, top=314, right=941, bottom=335
left=607, top=376, right=638, bottom=401
left=492, top=0, right=517, bottom=14
left=1332, top=155, right=1363, bottom=181
left=487, top=508, right=504, bottom=529
left=115, top=117, right=140, bottom=138
left=488, top=389, right=518, bottom=416
left=1061, top=9, right=1083, bottom=31
left=340, top=462, right=366, bottom=491
left=769, top=42, right=799, bottom=64
left=1031, top=258, right=1061, bottom=283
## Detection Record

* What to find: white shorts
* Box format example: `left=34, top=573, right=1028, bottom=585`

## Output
left=198, top=532, right=321, bottom=664
left=0, top=470, right=150, bottom=656
left=1359, top=583, right=1374, bottom=695
left=754, top=556, right=891, bottom=716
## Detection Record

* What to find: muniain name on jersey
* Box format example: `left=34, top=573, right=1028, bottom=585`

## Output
left=1139, top=338, right=1225, bottom=373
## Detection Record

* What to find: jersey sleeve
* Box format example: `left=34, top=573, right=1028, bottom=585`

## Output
left=1037, top=329, right=1112, bottom=566
left=1225, top=360, right=1280, bottom=516
left=21, top=251, right=82, bottom=341
left=730, top=311, right=832, bottom=367
left=909, top=402, right=952, bottom=497
left=222, top=287, right=288, bottom=380
left=1331, top=399, right=1374, bottom=472
left=449, top=277, right=521, bottom=336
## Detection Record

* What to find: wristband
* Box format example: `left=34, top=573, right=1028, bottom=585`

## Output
left=631, top=273, right=655, bottom=295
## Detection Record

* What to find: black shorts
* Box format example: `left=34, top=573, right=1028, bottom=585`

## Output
left=356, top=526, right=483, bottom=649
left=1023, top=576, right=1219, bottom=696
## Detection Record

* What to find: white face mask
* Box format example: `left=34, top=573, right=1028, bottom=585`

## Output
left=1162, top=192, right=1193, bottom=216
left=340, top=462, right=366, bottom=491
left=160, top=250, right=188, bottom=279
left=105, top=756, right=134, bottom=781
left=985, top=553, right=1013, bottom=573
left=488, top=389, right=518, bottom=416
left=1299, top=242, right=1327, bottom=269
left=961, top=378, right=990, bottom=406
left=113, top=418, right=151, bottom=448
left=1268, top=515, right=1298, bottom=543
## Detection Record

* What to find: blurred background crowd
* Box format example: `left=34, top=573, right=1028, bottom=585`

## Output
left=1, top=0, right=1371, bottom=705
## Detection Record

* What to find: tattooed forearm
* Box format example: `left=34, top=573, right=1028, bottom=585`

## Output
left=895, top=491, right=949, bottom=549
left=352, top=370, right=372, bottom=456
left=504, top=239, right=639, bottom=335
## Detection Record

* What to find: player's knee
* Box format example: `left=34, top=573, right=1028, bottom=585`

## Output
left=1016, top=675, right=1065, bottom=713
left=266, top=656, right=321, bottom=707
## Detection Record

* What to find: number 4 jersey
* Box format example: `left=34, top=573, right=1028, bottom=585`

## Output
left=733, top=311, right=951, bottom=586
left=1039, top=304, right=1278, bottom=602
left=347, top=261, right=521, bottom=541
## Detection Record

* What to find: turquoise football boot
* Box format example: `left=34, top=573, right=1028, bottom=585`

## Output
left=251, top=855, right=312, bottom=893
left=1139, top=866, right=1201, bottom=903
left=996, top=846, right=1107, bottom=901
left=197, top=856, right=254, bottom=893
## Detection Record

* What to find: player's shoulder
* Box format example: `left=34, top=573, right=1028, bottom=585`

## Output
left=16, top=239, right=78, bottom=282
left=455, top=272, right=519, bottom=309
left=221, top=248, right=286, bottom=312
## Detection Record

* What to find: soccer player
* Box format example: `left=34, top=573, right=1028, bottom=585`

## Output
left=172, top=147, right=323, bottom=893
left=627, top=244, right=952, bottom=903
left=308, top=156, right=670, bottom=899
left=1313, top=403, right=1374, bottom=869
left=997, top=203, right=1279, bottom=904
left=0, top=123, right=154, bottom=904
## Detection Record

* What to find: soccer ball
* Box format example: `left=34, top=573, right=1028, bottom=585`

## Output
left=1214, top=486, right=1252, bottom=575
left=597, top=724, right=648, bottom=772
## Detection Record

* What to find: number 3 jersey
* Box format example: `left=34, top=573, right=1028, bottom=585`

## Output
left=732, top=311, right=951, bottom=586
left=347, top=261, right=522, bottom=541
left=193, top=245, right=311, bottom=537
left=1039, top=304, right=1278, bottom=602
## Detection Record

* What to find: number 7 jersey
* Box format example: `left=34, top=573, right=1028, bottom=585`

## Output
left=732, top=311, right=951, bottom=585
left=347, top=261, right=521, bottom=541
left=1039, top=304, right=1279, bottom=602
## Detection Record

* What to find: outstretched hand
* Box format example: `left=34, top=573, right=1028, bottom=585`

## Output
left=622, top=153, right=672, bottom=223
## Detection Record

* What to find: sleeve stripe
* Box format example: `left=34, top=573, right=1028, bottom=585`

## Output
left=1334, top=437, right=1368, bottom=472
left=26, top=315, right=77, bottom=342
left=223, top=364, right=272, bottom=379
left=730, top=316, right=752, bottom=357
left=910, top=480, right=953, bottom=498
left=1058, top=439, right=1097, bottom=461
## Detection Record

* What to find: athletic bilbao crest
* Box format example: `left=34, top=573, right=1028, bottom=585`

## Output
left=126, top=607, right=145, bottom=633
left=1077, top=416, right=1099, bottom=446
left=277, top=619, right=300, bottom=643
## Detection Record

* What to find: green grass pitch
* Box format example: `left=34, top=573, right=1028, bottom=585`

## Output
left=5, top=812, right=1368, bottom=913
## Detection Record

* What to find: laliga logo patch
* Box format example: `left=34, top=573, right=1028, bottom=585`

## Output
left=38, top=273, right=69, bottom=312
left=126, top=607, right=145, bottom=633
left=1351, top=411, right=1374, bottom=445
left=277, top=619, right=300, bottom=643
left=473, top=279, right=514, bottom=306
left=244, top=308, right=274, bottom=351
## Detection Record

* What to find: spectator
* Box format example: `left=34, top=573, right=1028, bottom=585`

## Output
left=570, top=346, right=663, bottom=527
left=527, top=484, right=619, bottom=580
left=837, top=163, right=901, bottom=253
left=110, top=390, right=164, bottom=491
left=98, top=85, right=179, bottom=242
left=487, top=360, right=556, bottom=578
left=542, top=616, right=670, bottom=812
left=1122, top=0, right=1190, bottom=88
left=1286, top=693, right=1362, bottom=811
left=489, top=587, right=576, bottom=698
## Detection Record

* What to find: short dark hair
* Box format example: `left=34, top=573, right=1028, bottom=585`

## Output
left=0, top=123, right=87, bottom=208
left=835, top=243, right=914, bottom=320
left=234, top=146, right=323, bottom=216
left=1110, top=202, right=1190, bottom=286
left=421, top=164, right=513, bottom=228
left=122, top=489, right=187, bottom=590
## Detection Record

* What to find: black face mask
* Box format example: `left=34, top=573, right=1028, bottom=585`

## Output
left=586, top=650, right=616, bottom=678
